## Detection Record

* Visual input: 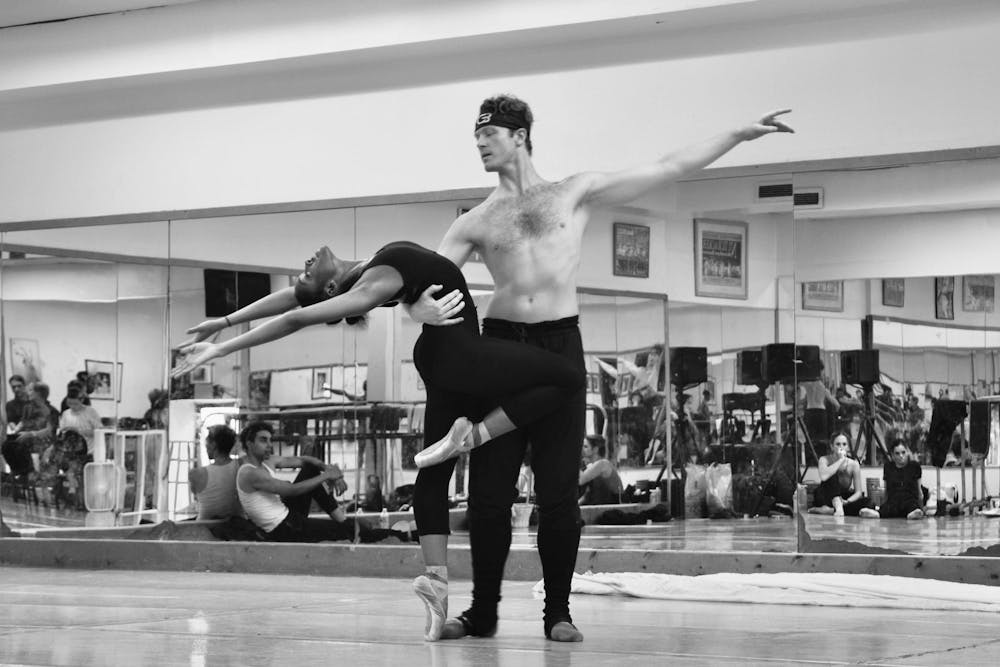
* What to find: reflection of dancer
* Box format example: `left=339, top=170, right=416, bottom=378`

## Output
left=807, top=434, right=867, bottom=516
left=172, top=240, right=584, bottom=641
left=411, top=96, right=793, bottom=642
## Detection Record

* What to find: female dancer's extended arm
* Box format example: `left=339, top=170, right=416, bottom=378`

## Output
left=180, top=287, right=302, bottom=346
left=173, top=270, right=401, bottom=377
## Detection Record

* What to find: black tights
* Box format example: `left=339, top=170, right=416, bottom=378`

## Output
left=413, top=317, right=585, bottom=633
left=412, top=321, right=585, bottom=536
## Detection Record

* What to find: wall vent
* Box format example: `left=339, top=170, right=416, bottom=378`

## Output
left=756, top=182, right=793, bottom=200
left=793, top=187, right=824, bottom=209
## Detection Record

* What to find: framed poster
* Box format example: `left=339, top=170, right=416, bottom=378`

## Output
left=9, top=338, right=41, bottom=383
left=693, top=218, right=747, bottom=299
left=612, top=222, right=650, bottom=278
left=882, top=278, right=905, bottom=307
left=85, top=359, right=115, bottom=400
left=190, top=364, right=213, bottom=385
left=802, top=281, right=844, bottom=312
left=935, top=276, right=955, bottom=320
left=962, top=275, right=995, bottom=312
left=312, top=366, right=332, bottom=400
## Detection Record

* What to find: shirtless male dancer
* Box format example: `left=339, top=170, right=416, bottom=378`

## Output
left=412, top=95, right=793, bottom=642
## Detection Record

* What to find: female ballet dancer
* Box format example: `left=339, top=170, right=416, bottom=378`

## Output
left=173, top=240, right=584, bottom=641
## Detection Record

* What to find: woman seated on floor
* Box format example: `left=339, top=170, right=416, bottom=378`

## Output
left=808, top=432, right=869, bottom=517
left=860, top=437, right=924, bottom=520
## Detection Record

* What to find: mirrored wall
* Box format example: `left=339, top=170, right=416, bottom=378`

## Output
left=794, top=156, right=1000, bottom=556
left=0, top=183, right=797, bottom=555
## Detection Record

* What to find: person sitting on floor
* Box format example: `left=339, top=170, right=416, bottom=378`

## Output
left=578, top=435, right=623, bottom=505
left=808, top=432, right=869, bottom=516
left=236, top=421, right=405, bottom=542
left=189, top=424, right=244, bottom=521
left=860, top=438, right=924, bottom=520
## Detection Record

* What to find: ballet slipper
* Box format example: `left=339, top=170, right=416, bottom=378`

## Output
left=415, top=417, right=474, bottom=468
left=413, top=574, right=448, bottom=641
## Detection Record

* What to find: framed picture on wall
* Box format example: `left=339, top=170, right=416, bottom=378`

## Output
left=9, top=338, right=42, bottom=383
left=190, top=364, right=213, bottom=385
left=693, top=218, right=748, bottom=299
left=882, top=278, right=905, bottom=307
left=85, top=359, right=115, bottom=400
left=311, top=366, right=332, bottom=400
left=935, top=276, right=955, bottom=320
left=612, top=222, right=650, bottom=278
left=802, top=281, right=844, bottom=312
left=962, top=275, right=995, bottom=312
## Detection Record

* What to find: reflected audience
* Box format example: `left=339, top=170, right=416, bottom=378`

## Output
left=798, top=365, right=838, bottom=457
left=5, top=374, right=30, bottom=426
left=5, top=382, right=60, bottom=503
left=144, top=388, right=169, bottom=430
left=578, top=435, right=623, bottom=505
left=58, top=374, right=92, bottom=413
left=860, top=438, right=925, bottom=520
left=808, top=433, right=868, bottom=517
left=47, top=385, right=103, bottom=507
left=58, top=386, right=102, bottom=455
left=236, top=421, right=404, bottom=542
left=188, top=424, right=243, bottom=521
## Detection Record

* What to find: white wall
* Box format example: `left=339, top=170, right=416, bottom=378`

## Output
left=3, top=7, right=1000, bottom=221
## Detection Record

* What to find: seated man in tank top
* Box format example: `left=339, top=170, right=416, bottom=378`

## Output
left=578, top=435, right=623, bottom=505
left=188, top=424, right=244, bottom=520
left=237, top=421, right=406, bottom=543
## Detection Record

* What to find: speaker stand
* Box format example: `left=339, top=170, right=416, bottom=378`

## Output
left=752, top=412, right=820, bottom=516
left=851, top=384, right=889, bottom=463
left=655, top=388, right=699, bottom=486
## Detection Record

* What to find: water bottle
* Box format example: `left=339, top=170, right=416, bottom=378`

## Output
left=650, top=486, right=662, bottom=505
left=379, top=507, right=390, bottom=529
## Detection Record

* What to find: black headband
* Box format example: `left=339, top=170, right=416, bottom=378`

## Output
left=474, top=111, right=528, bottom=133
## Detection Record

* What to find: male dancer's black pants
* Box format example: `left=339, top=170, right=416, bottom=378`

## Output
left=467, top=316, right=585, bottom=633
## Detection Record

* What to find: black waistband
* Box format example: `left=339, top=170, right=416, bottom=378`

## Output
left=482, top=315, right=580, bottom=333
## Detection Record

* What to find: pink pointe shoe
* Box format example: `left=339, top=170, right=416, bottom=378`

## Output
left=414, top=417, right=474, bottom=468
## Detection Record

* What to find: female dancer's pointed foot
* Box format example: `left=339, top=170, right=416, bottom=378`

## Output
left=413, top=575, right=449, bottom=641
left=415, top=417, right=474, bottom=468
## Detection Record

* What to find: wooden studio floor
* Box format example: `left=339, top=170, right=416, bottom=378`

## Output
left=1, top=568, right=999, bottom=666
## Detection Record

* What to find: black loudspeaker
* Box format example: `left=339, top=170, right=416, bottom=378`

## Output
left=969, top=400, right=993, bottom=457
left=840, top=349, right=880, bottom=385
left=761, top=344, right=822, bottom=383
left=737, top=349, right=763, bottom=386
left=927, top=400, right=968, bottom=468
left=762, top=344, right=795, bottom=383
left=670, top=347, right=707, bottom=388
left=204, top=269, right=272, bottom=317
left=797, top=345, right=822, bottom=382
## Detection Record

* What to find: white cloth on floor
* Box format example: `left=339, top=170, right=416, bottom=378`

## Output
left=532, top=571, right=1000, bottom=612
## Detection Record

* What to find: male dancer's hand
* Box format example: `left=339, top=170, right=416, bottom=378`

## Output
left=741, top=109, right=794, bottom=141
left=405, top=284, right=465, bottom=326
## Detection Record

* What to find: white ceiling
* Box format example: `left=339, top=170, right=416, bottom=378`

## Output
left=0, top=0, right=201, bottom=29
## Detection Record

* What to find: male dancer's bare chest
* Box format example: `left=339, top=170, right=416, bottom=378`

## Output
left=475, top=191, right=575, bottom=253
